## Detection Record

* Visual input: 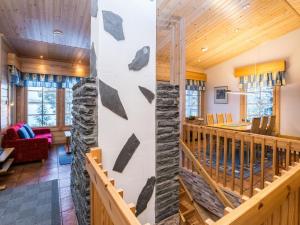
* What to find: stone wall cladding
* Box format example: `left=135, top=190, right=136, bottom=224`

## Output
left=180, top=168, right=241, bottom=218
left=155, top=82, right=180, bottom=223
left=70, top=78, right=98, bottom=225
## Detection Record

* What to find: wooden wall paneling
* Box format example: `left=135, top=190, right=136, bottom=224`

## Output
left=16, top=87, right=25, bottom=123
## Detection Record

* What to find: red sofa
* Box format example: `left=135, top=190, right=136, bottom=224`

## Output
left=1, top=123, right=51, bottom=163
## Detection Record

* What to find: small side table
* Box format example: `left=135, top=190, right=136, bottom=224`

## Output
left=0, top=148, right=15, bottom=191
left=64, top=131, right=71, bottom=154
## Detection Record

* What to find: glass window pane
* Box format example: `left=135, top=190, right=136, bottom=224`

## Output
left=65, top=89, right=73, bottom=125
left=28, top=103, right=43, bottom=115
left=28, top=115, right=43, bottom=127
left=28, top=91, right=42, bottom=103
left=185, top=90, right=199, bottom=117
left=65, top=114, right=72, bottom=126
left=43, top=115, right=56, bottom=126
left=44, top=103, right=56, bottom=114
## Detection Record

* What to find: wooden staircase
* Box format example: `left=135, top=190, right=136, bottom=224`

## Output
left=179, top=178, right=215, bottom=225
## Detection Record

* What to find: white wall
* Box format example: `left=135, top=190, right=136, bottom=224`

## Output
left=205, top=28, right=300, bottom=136
left=92, top=1, right=156, bottom=224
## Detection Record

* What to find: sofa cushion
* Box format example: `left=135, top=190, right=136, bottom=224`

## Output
left=35, top=134, right=52, bottom=145
left=6, top=126, right=21, bottom=140
left=18, top=127, right=30, bottom=139
left=23, top=124, right=35, bottom=138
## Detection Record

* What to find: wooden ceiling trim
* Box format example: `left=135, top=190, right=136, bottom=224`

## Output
left=8, top=53, right=89, bottom=78
left=285, top=0, right=300, bottom=16
left=234, top=60, right=285, bottom=77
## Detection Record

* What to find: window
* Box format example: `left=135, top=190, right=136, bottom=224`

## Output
left=246, top=86, right=273, bottom=121
left=1, top=77, right=9, bottom=129
left=27, top=87, right=57, bottom=127
left=65, top=88, right=73, bottom=126
left=186, top=90, right=199, bottom=117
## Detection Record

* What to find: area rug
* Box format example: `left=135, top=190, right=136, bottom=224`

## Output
left=58, top=146, right=73, bottom=165
left=0, top=180, right=61, bottom=225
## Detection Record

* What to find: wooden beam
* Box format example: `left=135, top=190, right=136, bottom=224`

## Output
left=234, top=60, right=285, bottom=77
left=186, top=71, right=207, bottom=81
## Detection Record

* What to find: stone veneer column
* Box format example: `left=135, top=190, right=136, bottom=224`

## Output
left=70, top=78, right=98, bottom=225
left=155, top=82, right=180, bottom=224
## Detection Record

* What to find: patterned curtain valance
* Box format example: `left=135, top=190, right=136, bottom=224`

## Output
left=239, top=71, right=286, bottom=90
left=186, top=79, right=206, bottom=91
left=8, top=65, right=81, bottom=89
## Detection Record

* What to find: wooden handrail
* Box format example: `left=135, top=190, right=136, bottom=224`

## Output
left=180, top=139, right=235, bottom=209
left=86, top=148, right=147, bottom=225
left=211, top=163, right=300, bottom=225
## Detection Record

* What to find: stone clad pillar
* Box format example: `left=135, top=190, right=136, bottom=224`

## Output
left=91, top=0, right=156, bottom=224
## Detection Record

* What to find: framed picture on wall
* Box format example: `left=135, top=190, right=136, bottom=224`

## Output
left=214, top=86, right=228, bottom=104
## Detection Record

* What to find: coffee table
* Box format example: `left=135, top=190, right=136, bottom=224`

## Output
left=0, top=148, right=15, bottom=190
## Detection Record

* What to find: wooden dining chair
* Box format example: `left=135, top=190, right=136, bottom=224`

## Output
left=225, top=113, right=233, bottom=124
left=266, top=115, right=276, bottom=135
left=216, top=113, right=225, bottom=124
left=206, top=114, right=215, bottom=125
left=251, top=117, right=261, bottom=134
left=259, top=116, right=269, bottom=135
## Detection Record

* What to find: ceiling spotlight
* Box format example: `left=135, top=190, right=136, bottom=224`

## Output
left=53, top=29, right=63, bottom=35
left=243, top=3, right=250, bottom=9
left=201, top=47, right=208, bottom=52
left=40, top=55, right=43, bottom=59
left=235, top=28, right=240, bottom=32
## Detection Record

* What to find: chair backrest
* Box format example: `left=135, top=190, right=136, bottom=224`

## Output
left=206, top=114, right=215, bottom=125
left=259, top=116, right=269, bottom=134
left=251, top=117, right=261, bottom=134
left=266, top=115, right=276, bottom=135
left=216, top=113, right=225, bottom=124
left=225, top=113, right=233, bottom=124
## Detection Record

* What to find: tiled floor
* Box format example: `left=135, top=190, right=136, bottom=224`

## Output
left=0, top=145, right=78, bottom=225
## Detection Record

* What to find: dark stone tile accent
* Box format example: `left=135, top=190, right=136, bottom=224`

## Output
left=180, top=168, right=241, bottom=218
left=102, top=10, right=125, bottom=41
left=113, top=134, right=140, bottom=173
left=90, top=43, right=97, bottom=77
left=91, top=0, right=98, bottom=18
left=136, top=176, right=156, bottom=216
left=138, top=86, right=155, bottom=104
left=71, top=78, right=98, bottom=225
left=155, top=82, right=180, bottom=223
left=99, top=79, right=128, bottom=120
left=128, top=46, right=150, bottom=71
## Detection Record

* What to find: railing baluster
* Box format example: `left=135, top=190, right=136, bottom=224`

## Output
left=209, top=131, right=213, bottom=176
left=216, top=133, right=220, bottom=182
left=249, top=137, right=254, bottom=197
left=273, top=140, right=278, bottom=178
left=260, top=139, right=265, bottom=189
left=231, top=136, right=236, bottom=191
left=198, top=127, right=201, bottom=163
left=286, top=143, right=291, bottom=170
left=223, top=134, right=228, bottom=187
left=203, top=130, right=207, bottom=170
left=240, top=137, right=244, bottom=195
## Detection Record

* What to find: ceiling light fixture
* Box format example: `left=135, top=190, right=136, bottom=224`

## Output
left=201, top=47, right=208, bottom=52
left=234, top=28, right=240, bottom=32
left=40, top=55, right=43, bottom=59
left=53, top=29, right=63, bottom=35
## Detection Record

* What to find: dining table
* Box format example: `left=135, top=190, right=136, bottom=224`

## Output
left=207, top=122, right=252, bottom=132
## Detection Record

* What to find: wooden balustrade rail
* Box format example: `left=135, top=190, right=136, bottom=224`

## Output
left=209, top=162, right=300, bottom=225
left=86, top=148, right=148, bottom=225
left=180, top=139, right=235, bottom=208
left=182, top=123, right=300, bottom=197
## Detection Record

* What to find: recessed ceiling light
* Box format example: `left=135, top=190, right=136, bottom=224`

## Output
left=243, top=3, right=250, bottom=9
left=235, top=28, right=240, bottom=32
left=53, top=29, right=63, bottom=35
left=201, top=47, right=208, bottom=52
left=40, top=55, right=43, bottom=59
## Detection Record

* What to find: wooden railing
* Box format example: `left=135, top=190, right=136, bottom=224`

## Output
left=86, top=148, right=149, bottom=225
left=207, top=162, right=300, bottom=225
left=182, top=123, right=300, bottom=197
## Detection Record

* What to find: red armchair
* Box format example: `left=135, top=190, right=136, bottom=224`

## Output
left=1, top=123, right=51, bottom=164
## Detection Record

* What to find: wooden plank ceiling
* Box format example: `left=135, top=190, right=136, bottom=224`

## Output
left=0, top=0, right=90, bottom=64
left=157, top=0, right=300, bottom=70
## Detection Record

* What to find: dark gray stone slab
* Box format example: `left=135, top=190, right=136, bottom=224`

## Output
left=136, top=176, right=156, bottom=216
left=113, top=134, right=140, bottom=173
left=99, top=79, right=128, bottom=120
left=138, top=86, right=155, bottom=104
left=102, top=10, right=125, bottom=41
left=128, top=46, right=150, bottom=71
left=91, top=0, right=98, bottom=18
left=90, top=43, right=97, bottom=77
